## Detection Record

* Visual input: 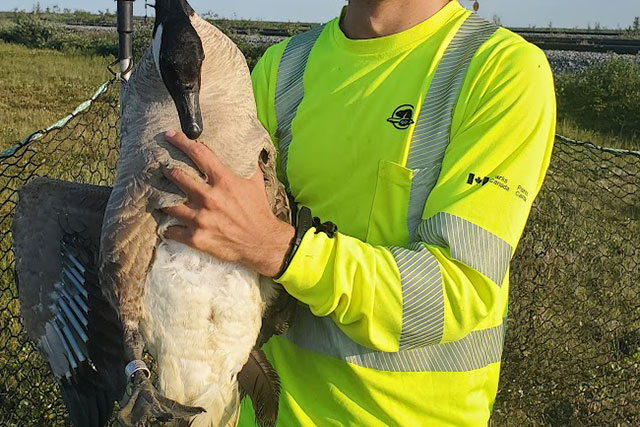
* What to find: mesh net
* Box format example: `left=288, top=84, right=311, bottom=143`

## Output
left=492, top=136, right=640, bottom=426
left=0, top=78, right=120, bottom=426
left=0, top=81, right=638, bottom=426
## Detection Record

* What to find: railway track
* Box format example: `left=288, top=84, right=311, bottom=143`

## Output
left=231, top=26, right=640, bottom=54
left=518, top=34, right=640, bottom=54
left=61, top=22, right=640, bottom=54
left=508, top=27, right=625, bottom=37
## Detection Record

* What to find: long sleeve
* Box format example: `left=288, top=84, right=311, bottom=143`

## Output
left=253, top=35, right=556, bottom=353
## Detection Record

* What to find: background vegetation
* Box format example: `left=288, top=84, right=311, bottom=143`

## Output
left=556, top=58, right=640, bottom=149
left=1, top=10, right=639, bottom=151
left=0, top=12, right=278, bottom=149
left=0, top=41, right=110, bottom=145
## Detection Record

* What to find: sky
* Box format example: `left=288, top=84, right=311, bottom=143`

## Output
left=2, top=0, right=639, bottom=29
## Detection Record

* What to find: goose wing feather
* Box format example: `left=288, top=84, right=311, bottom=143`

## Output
left=12, top=177, right=126, bottom=427
left=238, top=347, right=280, bottom=427
left=257, top=142, right=298, bottom=346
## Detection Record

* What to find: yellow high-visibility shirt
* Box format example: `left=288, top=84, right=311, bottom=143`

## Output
left=241, top=1, right=555, bottom=425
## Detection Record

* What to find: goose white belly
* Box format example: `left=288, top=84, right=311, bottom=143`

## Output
left=139, top=239, right=264, bottom=426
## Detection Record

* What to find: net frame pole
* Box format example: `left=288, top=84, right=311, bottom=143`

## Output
left=117, top=0, right=135, bottom=81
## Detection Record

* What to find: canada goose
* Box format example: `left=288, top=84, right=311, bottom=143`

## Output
left=12, top=0, right=290, bottom=426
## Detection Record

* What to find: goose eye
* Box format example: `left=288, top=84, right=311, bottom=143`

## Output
left=260, top=149, right=270, bottom=165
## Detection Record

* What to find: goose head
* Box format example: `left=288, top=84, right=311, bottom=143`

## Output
left=152, top=0, right=204, bottom=140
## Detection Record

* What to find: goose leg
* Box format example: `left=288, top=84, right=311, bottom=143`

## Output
left=118, top=365, right=205, bottom=426
left=117, top=328, right=205, bottom=426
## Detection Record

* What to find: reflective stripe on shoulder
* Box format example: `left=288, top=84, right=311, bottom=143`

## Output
left=407, top=14, right=498, bottom=241
left=286, top=307, right=506, bottom=373
left=274, top=25, right=325, bottom=183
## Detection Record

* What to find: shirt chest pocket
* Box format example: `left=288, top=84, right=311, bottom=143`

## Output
left=365, top=160, right=414, bottom=247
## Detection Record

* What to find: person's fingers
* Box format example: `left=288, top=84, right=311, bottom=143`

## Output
left=164, top=130, right=229, bottom=183
left=162, top=166, right=208, bottom=200
left=164, top=225, right=194, bottom=245
left=162, top=204, right=198, bottom=226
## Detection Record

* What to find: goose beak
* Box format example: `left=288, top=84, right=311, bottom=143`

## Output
left=176, top=90, right=203, bottom=140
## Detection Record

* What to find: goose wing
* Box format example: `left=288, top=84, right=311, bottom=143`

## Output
left=12, top=177, right=126, bottom=427
left=259, top=145, right=290, bottom=224
left=257, top=143, right=297, bottom=345
left=235, top=145, right=291, bottom=426
left=238, top=347, right=280, bottom=427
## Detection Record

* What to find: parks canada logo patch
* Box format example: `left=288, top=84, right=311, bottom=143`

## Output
left=387, top=104, right=415, bottom=130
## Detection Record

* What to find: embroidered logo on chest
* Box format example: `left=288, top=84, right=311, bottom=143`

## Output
left=387, top=104, right=415, bottom=130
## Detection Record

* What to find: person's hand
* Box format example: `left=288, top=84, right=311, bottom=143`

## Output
left=161, top=129, right=295, bottom=278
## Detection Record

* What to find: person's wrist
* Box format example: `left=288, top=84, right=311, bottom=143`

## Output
left=273, top=206, right=316, bottom=279
left=250, top=219, right=295, bottom=278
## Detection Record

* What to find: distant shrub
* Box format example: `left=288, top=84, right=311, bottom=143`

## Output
left=234, top=39, right=271, bottom=70
left=624, top=16, right=640, bottom=38
left=556, top=57, right=640, bottom=140
left=0, top=12, right=117, bottom=57
left=0, top=14, right=57, bottom=49
left=0, top=13, right=276, bottom=70
left=132, top=21, right=152, bottom=60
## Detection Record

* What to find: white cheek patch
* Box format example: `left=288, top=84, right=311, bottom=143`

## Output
left=152, top=23, right=163, bottom=78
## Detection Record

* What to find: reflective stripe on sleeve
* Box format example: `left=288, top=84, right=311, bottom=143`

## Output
left=389, top=244, right=444, bottom=350
left=418, top=212, right=513, bottom=287
left=389, top=213, right=512, bottom=351
left=286, top=307, right=506, bottom=372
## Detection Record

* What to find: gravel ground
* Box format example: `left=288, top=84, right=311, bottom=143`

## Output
left=236, top=33, right=287, bottom=46
left=544, top=50, right=640, bottom=74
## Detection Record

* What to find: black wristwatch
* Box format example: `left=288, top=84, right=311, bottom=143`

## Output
left=275, top=205, right=337, bottom=279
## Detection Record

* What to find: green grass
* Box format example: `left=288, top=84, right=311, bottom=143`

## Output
left=0, top=41, right=111, bottom=148
left=556, top=119, right=640, bottom=151
left=0, top=16, right=272, bottom=150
